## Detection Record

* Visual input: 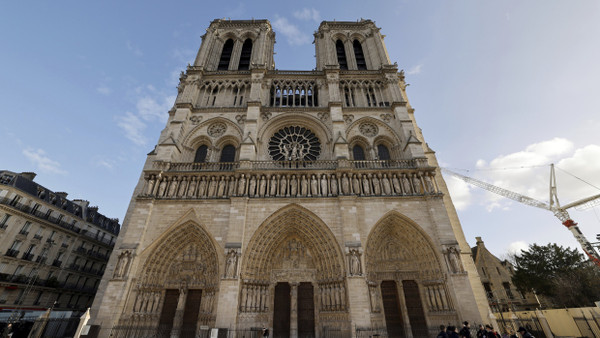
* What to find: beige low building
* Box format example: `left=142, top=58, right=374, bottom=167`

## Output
left=471, top=237, right=541, bottom=312
left=88, top=19, right=494, bottom=338
left=0, top=171, right=119, bottom=318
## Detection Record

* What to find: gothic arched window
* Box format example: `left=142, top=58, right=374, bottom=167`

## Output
left=220, top=144, right=236, bottom=162
left=353, top=40, right=367, bottom=70
left=238, top=39, right=253, bottom=70
left=218, top=39, right=234, bottom=70
left=336, top=40, right=348, bottom=70
left=352, top=145, right=366, bottom=161
left=194, top=145, right=208, bottom=163
left=377, top=144, right=391, bottom=160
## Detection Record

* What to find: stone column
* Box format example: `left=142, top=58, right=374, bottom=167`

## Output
left=395, top=281, right=413, bottom=338
left=290, top=282, right=299, bottom=338
left=170, top=286, right=187, bottom=338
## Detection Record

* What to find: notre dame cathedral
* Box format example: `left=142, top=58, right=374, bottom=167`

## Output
left=88, top=19, right=493, bottom=338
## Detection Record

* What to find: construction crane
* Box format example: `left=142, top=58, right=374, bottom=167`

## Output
left=441, top=164, right=600, bottom=268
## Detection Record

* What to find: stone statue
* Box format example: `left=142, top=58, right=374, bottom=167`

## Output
left=320, top=174, right=328, bottom=196
left=381, top=174, right=391, bottom=195
left=352, top=174, right=361, bottom=195
left=349, top=249, right=362, bottom=276
left=168, top=177, right=178, bottom=197
left=362, top=175, right=371, bottom=196
left=113, top=250, right=132, bottom=279
left=208, top=176, right=217, bottom=197
left=237, top=174, right=246, bottom=196
left=279, top=175, right=287, bottom=196
left=178, top=176, right=188, bottom=197
left=157, top=178, right=167, bottom=197
left=300, top=175, right=308, bottom=196
left=227, top=176, right=236, bottom=196
left=187, top=177, right=197, bottom=197
left=424, top=174, right=435, bottom=193
left=258, top=175, right=267, bottom=197
left=269, top=175, right=277, bottom=196
left=392, top=174, right=401, bottom=194
left=217, top=176, right=226, bottom=197
left=225, top=250, right=238, bottom=278
left=198, top=176, right=208, bottom=197
left=402, top=174, right=412, bottom=195
left=248, top=175, right=257, bottom=197
left=372, top=174, right=381, bottom=195
left=146, top=175, right=156, bottom=196
left=341, top=173, right=350, bottom=195
left=330, top=174, right=338, bottom=196
left=446, top=246, right=463, bottom=273
left=310, top=175, right=319, bottom=196
left=412, top=174, right=422, bottom=194
left=289, top=175, right=297, bottom=196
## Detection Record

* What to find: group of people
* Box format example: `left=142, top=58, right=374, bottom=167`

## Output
left=437, top=321, right=534, bottom=338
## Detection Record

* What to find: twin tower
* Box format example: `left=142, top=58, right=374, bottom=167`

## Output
left=89, top=19, right=492, bottom=338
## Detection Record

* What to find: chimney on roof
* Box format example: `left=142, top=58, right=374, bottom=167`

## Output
left=56, top=192, right=68, bottom=199
left=476, top=237, right=484, bottom=246
left=73, top=199, right=90, bottom=209
left=21, top=172, right=37, bottom=181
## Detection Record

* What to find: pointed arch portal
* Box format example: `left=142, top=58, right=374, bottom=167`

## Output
left=130, top=222, right=220, bottom=336
left=240, top=205, right=348, bottom=336
left=366, top=212, right=447, bottom=338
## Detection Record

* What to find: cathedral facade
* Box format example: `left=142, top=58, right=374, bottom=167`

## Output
left=89, top=19, right=492, bottom=338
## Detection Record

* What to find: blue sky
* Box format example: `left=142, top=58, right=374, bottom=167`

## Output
left=2, top=1, right=599, bottom=258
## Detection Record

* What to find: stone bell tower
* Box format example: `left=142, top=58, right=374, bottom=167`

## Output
left=88, top=19, right=492, bottom=338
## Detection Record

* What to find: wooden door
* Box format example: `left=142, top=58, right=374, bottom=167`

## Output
left=158, top=289, right=179, bottom=337
left=182, top=289, right=202, bottom=338
left=273, top=282, right=291, bottom=338
left=297, top=282, right=315, bottom=338
left=402, top=280, right=427, bottom=337
left=381, top=281, right=405, bottom=338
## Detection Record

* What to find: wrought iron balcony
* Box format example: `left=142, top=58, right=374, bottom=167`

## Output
left=5, top=249, right=19, bottom=257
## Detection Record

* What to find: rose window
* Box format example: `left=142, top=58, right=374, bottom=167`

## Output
left=268, top=126, right=321, bottom=161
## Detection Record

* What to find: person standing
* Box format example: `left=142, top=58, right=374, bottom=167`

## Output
left=437, top=325, right=448, bottom=338
left=448, top=326, right=460, bottom=338
left=476, top=324, right=486, bottom=338
left=262, top=327, right=269, bottom=338
left=459, top=321, right=472, bottom=338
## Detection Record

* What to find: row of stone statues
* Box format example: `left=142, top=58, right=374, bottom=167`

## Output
left=425, top=284, right=452, bottom=312
left=143, top=171, right=439, bottom=199
left=318, top=281, right=347, bottom=312
left=239, top=283, right=269, bottom=312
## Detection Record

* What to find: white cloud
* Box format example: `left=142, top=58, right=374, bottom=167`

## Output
left=447, top=138, right=600, bottom=211
left=293, top=8, right=321, bottom=22
left=507, top=241, right=529, bottom=255
left=97, top=86, right=111, bottom=95
left=136, top=96, right=173, bottom=122
left=126, top=41, right=143, bottom=57
left=445, top=175, right=473, bottom=211
left=116, top=111, right=147, bottom=146
left=22, top=148, right=67, bottom=175
left=272, top=17, right=312, bottom=46
left=407, top=63, right=423, bottom=75
left=94, top=157, right=116, bottom=170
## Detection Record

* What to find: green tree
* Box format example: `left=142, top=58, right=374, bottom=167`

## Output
left=512, top=243, right=600, bottom=307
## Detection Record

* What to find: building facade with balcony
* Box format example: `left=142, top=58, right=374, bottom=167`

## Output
left=89, top=19, right=492, bottom=338
left=471, top=237, right=542, bottom=312
left=0, top=171, right=119, bottom=317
